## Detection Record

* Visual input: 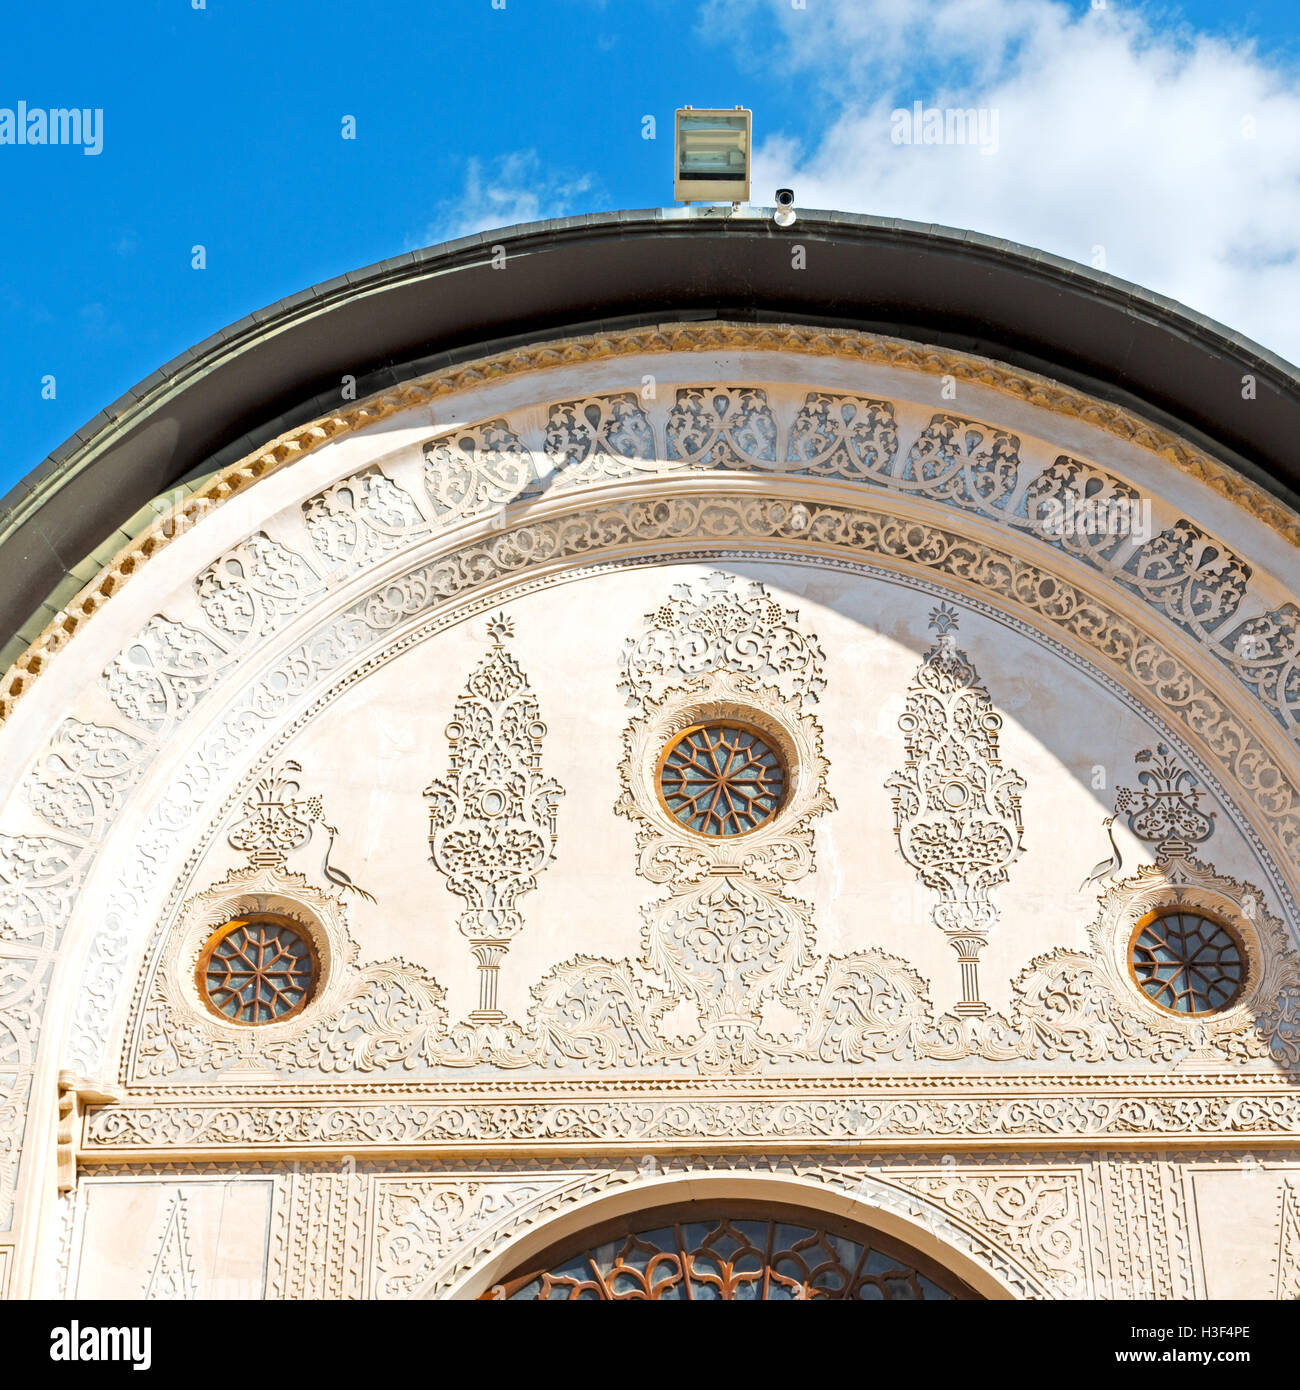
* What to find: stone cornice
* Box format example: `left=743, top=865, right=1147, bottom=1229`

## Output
left=3, top=320, right=1296, bottom=727
left=79, top=1074, right=1300, bottom=1159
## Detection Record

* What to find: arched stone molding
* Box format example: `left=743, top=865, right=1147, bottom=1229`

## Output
left=440, top=1168, right=1024, bottom=1300
left=3, top=328, right=1299, bottom=1297
left=7, top=523, right=1298, bottom=1279
left=74, top=530, right=1298, bottom=1086
left=2, top=324, right=1297, bottom=738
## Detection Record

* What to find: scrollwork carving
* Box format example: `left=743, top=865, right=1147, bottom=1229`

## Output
left=887, top=603, right=1026, bottom=1015
left=423, top=421, right=537, bottom=523
left=22, top=720, right=144, bottom=840
left=425, top=614, right=563, bottom=1023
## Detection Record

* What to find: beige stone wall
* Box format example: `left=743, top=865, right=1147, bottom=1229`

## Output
left=3, top=325, right=1298, bottom=1298
left=51, top=1154, right=1300, bottom=1300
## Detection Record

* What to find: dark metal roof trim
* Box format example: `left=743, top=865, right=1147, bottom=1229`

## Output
left=3, top=206, right=1298, bottom=661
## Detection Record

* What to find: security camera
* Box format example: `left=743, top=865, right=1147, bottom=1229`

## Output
left=774, top=188, right=796, bottom=227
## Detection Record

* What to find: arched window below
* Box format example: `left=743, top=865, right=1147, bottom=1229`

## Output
left=485, top=1201, right=980, bottom=1300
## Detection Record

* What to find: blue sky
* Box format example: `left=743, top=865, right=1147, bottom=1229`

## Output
left=2, top=0, right=1298, bottom=493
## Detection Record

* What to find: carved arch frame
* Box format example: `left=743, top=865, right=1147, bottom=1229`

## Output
left=439, top=1171, right=1022, bottom=1301
left=2, top=327, right=1300, bottom=1296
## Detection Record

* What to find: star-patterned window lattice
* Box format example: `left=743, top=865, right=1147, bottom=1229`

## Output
left=197, top=915, right=318, bottom=1024
left=1129, top=909, right=1245, bottom=1016
left=657, top=722, right=786, bottom=837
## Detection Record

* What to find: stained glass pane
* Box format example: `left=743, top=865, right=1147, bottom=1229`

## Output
left=199, top=916, right=317, bottom=1025
left=500, top=1212, right=968, bottom=1300
left=1130, top=910, right=1244, bottom=1016
left=659, top=723, right=786, bottom=836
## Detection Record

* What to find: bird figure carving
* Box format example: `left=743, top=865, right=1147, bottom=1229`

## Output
left=319, top=823, right=376, bottom=903
left=1078, top=815, right=1123, bottom=894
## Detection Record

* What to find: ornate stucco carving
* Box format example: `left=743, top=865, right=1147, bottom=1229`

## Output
left=425, top=614, right=563, bottom=1022
left=1115, top=743, right=1216, bottom=858
left=1276, top=1180, right=1300, bottom=1300
left=134, top=764, right=447, bottom=1080
left=423, top=420, right=536, bottom=523
left=23, top=719, right=146, bottom=839
left=58, top=489, right=1300, bottom=1095
left=121, top=672, right=1297, bottom=1082
left=82, top=1083, right=1300, bottom=1155
left=3, top=321, right=1294, bottom=724
left=195, top=532, right=326, bottom=643
left=34, top=495, right=1291, bottom=1102
left=887, top=603, right=1025, bottom=1015
left=302, top=466, right=427, bottom=574
left=545, top=393, right=657, bottom=484
left=3, top=322, right=1299, bottom=1301
left=612, top=575, right=834, bottom=1070
left=142, top=1191, right=197, bottom=1300
left=101, top=616, right=233, bottom=735
left=2, top=371, right=1297, bottom=1276
left=75, top=1151, right=1258, bottom=1302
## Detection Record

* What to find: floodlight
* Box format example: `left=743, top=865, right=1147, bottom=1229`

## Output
left=674, top=107, right=751, bottom=204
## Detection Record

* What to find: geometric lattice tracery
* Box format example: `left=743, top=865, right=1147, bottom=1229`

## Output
left=196, top=915, right=318, bottom=1025
left=495, top=1208, right=972, bottom=1300
left=657, top=721, right=786, bottom=837
left=1129, top=909, right=1245, bottom=1016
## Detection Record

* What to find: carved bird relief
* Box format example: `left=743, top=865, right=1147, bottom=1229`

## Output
left=1078, top=815, right=1123, bottom=893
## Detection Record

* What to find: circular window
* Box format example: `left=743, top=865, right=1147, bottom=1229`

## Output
left=196, top=914, right=319, bottom=1025
left=657, top=720, right=787, bottom=837
left=1128, top=909, right=1246, bottom=1016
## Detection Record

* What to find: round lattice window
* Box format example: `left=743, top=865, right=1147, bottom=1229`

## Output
left=196, top=914, right=319, bottom=1025
left=657, top=720, right=787, bottom=837
left=1128, top=909, right=1246, bottom=1016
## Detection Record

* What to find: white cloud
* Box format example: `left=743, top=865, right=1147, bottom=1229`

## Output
left=709, top=0, right=1300, bottom=365
left=417, top=151, right=598, bottom=245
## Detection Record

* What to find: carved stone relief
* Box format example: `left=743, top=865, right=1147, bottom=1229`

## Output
left=4, top=331, right=1299, bottom=1298
left=68, top=1150, right=1266, bottom=1301
left=132, top=763, right=446, bottom=1080
left=887, top=603, right=1025, bottom=1015
left=143, top=1191, right=197, bottom=1300
left=112, top=569, right=1298, bottom=1084
left=425, top=614, right=563, bottom=1022
left=1276, top=1180, right=1300, bottom=1300
left=1, top=404, right=1296, bottom=1246
left=81, top=1079, right=1300, bottom=1156
left=367, top=390, right=1300, bottom=744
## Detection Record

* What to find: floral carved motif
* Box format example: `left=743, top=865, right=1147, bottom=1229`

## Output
left=302, top=467, right=428, bottom=574
left=613, top=574, right=834, bottom=1071
left=423, top=420, right=536, bottom=524
left=1115, top=743, right=1216, bottom=858
left=887, top=603, right=1026, bottom=1015
left=196, top=533, right=325, bottom=643
left=22, top=719, right=145, bottom=840
left=425, top=614, right=563, bottom=1022
left=101, top=616, right=232, bottom=735
left=370, top=1177, right=549, bottom=1298
left=545, top=394, right=657, bottom=484
left=665, top=388, right=779, bottom=468
left=618, top=571, right=825, bottom=708
left=84, top=1090, right=1300, bottom=1154
left=134, top=767, right=449, bottom=1079
left=5, top=345, right=1300, bottom=1291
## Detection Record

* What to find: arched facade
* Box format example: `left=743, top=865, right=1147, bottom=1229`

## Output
left=2, top=213, right=1299, bottom=1301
